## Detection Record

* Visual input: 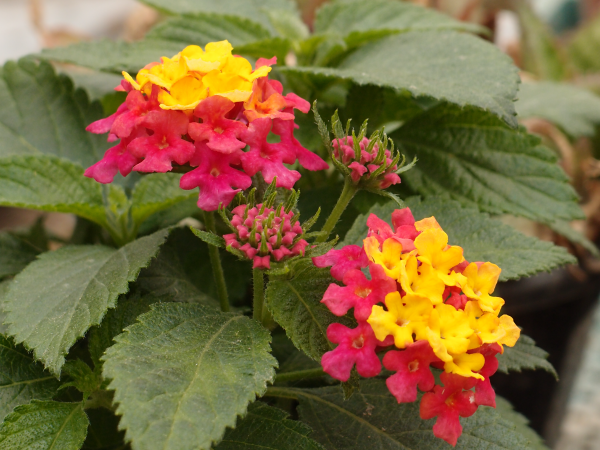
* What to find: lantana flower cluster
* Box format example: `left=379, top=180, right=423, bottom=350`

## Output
left=313, top=208, right=520, bottom=446
left=84, top=40, right=328, bottom=211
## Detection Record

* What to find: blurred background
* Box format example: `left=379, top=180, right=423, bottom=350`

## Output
left=3, top=0, right=600, bottom=448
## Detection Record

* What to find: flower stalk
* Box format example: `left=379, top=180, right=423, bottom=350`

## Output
left=316, top=178, right=358, bottom=243
left=204, top=210, right=230, bottom=312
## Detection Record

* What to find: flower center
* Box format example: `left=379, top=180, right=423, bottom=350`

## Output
left=214, top=127, right=224, bottom=134
left=408, top=360, right=419, bottom=372
left=158, top=136, right=169, bottom=149
left=355, top=287, right=372, bottom=298
left=352, top=335, right=365, bottom=349
left=210, top=168, right=220, bottom=177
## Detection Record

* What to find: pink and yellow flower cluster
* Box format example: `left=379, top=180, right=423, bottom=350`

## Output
left=84, top=41, right=328, bottom=211
left=313, top=208, right=520, bottom=446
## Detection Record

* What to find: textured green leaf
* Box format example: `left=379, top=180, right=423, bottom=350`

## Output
left=3, top=228, right=169, bottom=375
left=103, top=303, right=277, bottom=450
left=140, top=0, right=299, bottom=34
left=0, top=59, right=108, bottom=168
left=58, top=69, right=123, bottom=101
left=283, top=31, right=520, bottom=126
left=0, top=233, right=40, bottom=279
left=516, top=82, right=600, bottom=137
left=191, top=227, right=226, bottom=248
left=61, top=360, right=102, bottom=396
left=269, top=379, right=530, bottom=449
left=0, top=155, right=119, bottom=229
left=0, top=335, right=59, bottom=422
left=394, top=104, right=583, bottom=223
left=342, top=197, right=576, bottom=282
left=497, top=334, right=557, bottom=379
left=40, top=13, right=286, bottom=74
left=495, top=397, right=549, bottom=450
left=130, top=173, right=196, bottom=228
left=88, top=293, right=156, bottom=369
left=214, top=402, right=324, bottom=450
left=0, top=401, right=89, bottom=450
left=266, top=258, right=354, bottom=361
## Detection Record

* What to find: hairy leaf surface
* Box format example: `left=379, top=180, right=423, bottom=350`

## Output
left=497, top=334, right=557, bottom=378
left=214, top=402, right=324, bottom=450
left=0, top=401, right=88, bottom=450
left=0, top=233, right=40, bottom=280
left=3, top=229, right=169, bottom=375
left=284, top=31, right=520, bottom=125
left=394, top=105, right=583, bottom=223
left=269, top=379, right=530, bottom=449
left=103, top=303, right=277, bottom=450
left=343, top=197, right=575, bottom=281
left=0, top=335, right=59, bottom=422
left=266, top=259, right=354, bottom=361
left=0, top=59, right=108, bottom=168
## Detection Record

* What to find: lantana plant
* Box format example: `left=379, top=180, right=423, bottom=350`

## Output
left=0, top=1, right=586, bottom=449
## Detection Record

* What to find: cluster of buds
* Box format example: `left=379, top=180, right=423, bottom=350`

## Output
left=313, top=208, right=520, bottom=446
left=314, top=107, right=415, bottom=192
left=219, top=183, right=317, bottom=269
left=84, top=41, right=328, bottom=211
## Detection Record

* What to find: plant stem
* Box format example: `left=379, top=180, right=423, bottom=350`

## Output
left=317, top=178, right=358, bottom=243
left=253, top=268, right=265, bottom=323
left=204, top=211, right=230, bottom=312
left=275, top=368, right=325, bottom=383
left=263, top=386, right=300, bottom=400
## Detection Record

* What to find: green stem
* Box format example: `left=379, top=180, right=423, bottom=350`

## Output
left=317, top=178, right=358, bottom=243
left=204, top=211, right=230, bottom=312
left=275, top=368, right=325, bottom=383
left=263, top=386, right=300, bottom=400
left=253, top=268, right=265, bottom=323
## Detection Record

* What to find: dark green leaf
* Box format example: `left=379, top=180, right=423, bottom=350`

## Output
left=88, top=293, right=157, bottom=369
left=497, top=334, right=557, bottom=379
left=103, top=303, right=277, bottom=450
left=0, top=233, right=40, bottom=279
left=343, top=196, right=576, bottom=281
left=516, top=82, right=600, bottom=138
left=0, top=401, right=89, bottom=450
left=0, top=155, right=119, bottom=230
left=214, top=402, right=324, bottom=450
left=82, top=407, right=125, bottom=450
left=130, top=173, right=196, bottom=228
left=495, top=397, right=549, bottom=450
left=394, top=104, right=583, bottom=224
left=0, top=335, right=59, bottom=422
left=266, top=258, right=354, bottom=361
left=0, top=59, right=108, bottom=168
left=3, top=228, right=169, bottom=375
left=59, top=69, right=123, bottom=101
left=61, top=360, right=102, bottom=396
left=269, top=379, right=530, bottom=449
left=283, top=31, right=520, bottom=126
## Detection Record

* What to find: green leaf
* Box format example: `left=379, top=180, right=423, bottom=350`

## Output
left=266, top=258, right=354, bottom=361
left=394, top=104, right=583, bottom=224
left=191, top=227, right=226, bottom=248
left=3, top=228, right=169, bottom=375
left=61, top=360, right=102, bottom=396
left=130, top=173, right=196, bottom=228
left=0, top=233, right=40, bottom=279
left=214, top=402, right=324, bottom=450
left=0, top=401, right=89, bottom=450
left=343, top=196, right=576, bottom=281
left=497, top=334, right=557, bottom=379
left=0, top=155, right=119, bottom=230
left=0, top=335, right=59, bottom=422
left=59, top=69, right=123, bottom=101
left=88, top=293, right=157, bottom=369
left=0, top=59, right=108, bottom=168
left=82, top=407, right=125, bottom=450
left=283, top=31, right=520, bottom=126
left=495, top=397, right=549, bottom=450
left=516, top=82, right=600, bottom=137
left=140, top=0, right=299, bottom=35
left=269, top=379, right=531, bottom=449
left=103, top=303, right=277, bottom=450
left=568, top=12, right=600, bottom=73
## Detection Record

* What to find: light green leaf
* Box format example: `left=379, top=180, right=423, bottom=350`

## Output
left=268, top=379, right=530, bottom=449
left=265, top=258, right=354, bottom=361
left=497, top=334, right=557, bottom=379
left=568, top=12, right=600, bottom=73
left=283, top=31, right=520, bottom=126
left=0, top=155, right=119, bottom=230
left=0, top=59, right=108, bottom=168
left=0, top=233, right=40, bottom=280
left=516, top=82, right=600, bottom=137
left=103, top=303, right=277, bottom=450
left=0, top=401, right=89, bottom=450
left=343, top=197, right=576, bottom=281
left=0, top=335, right=59, bottom=422
left=3, top=228, right=169, bottom=375
left=88, top=293, right=157, bottom=369
left=394, top=104, right=583, bottom=224
left=191, top=227, right=226, bottom=248
left=214, top=402, right=324, bottom=450
left=130, top=173, right=196, bottom=228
